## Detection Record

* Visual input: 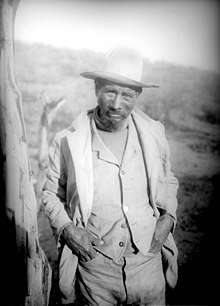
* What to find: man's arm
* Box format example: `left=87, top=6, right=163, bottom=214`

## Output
left=162, top=125, right=179, bottom=222
left=149, top=124, right=178, bottom=253
left=42, top=136, right=73, bottom=243
left=43, top=135, right=104, bottom=258
left=42, top=136, right=72, bottom=245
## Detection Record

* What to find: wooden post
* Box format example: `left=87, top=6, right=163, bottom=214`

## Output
left=35, top=92, right=65, bottom=211
left=0, top=0, right=52, bottom=304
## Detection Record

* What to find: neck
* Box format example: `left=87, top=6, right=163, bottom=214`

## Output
left=93, top=106, right=128, bottom=132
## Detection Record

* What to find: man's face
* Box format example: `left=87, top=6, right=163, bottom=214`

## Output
left=95, top=79, right=140, bottom=131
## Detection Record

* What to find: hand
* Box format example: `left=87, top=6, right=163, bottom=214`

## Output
left=149, top=213, right=173, bottom=254
left=62, top=223, right=104, bottom=262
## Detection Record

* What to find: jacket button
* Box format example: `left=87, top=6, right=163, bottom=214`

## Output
left=121, top=223, right=126, bottom=229
left=120, top=170, right=125, bottom=175
left=119, top=242, right=124, bottom=247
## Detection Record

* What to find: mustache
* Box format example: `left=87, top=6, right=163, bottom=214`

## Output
left=106, top=109, right=123, bottom=116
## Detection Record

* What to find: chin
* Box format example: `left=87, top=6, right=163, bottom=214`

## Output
left=108, top=121, right=125, bottom=131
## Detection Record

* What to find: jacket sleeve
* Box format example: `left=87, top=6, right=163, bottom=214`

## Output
left=159, top=123, right=179, bottom=230
left=42, top=135, right=72, bottom=245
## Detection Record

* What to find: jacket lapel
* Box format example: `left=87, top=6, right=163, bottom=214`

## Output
left=132, top=109, right=163, bottom=217
left=66, top=111, right=94, bottom=225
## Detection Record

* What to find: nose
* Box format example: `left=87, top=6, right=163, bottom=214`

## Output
left=112, top=93, right=122, bottom=109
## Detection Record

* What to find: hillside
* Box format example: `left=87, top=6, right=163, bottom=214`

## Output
left=15, top=41, right=220, bottom=178
left=15, top=41, right=220, bottom=305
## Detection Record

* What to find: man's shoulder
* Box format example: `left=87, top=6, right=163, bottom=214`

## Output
left=132, top=107, right=164, bottom=131
left=53, top=109, right=93, bottom=144
left=53, top=125, right=75, bottom=143
left=132, top=107, right=168, bottom=153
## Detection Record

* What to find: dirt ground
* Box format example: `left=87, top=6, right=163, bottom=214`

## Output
left=37, top=129, right=219, bottom=306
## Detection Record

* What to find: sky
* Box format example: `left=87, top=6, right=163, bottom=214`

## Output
left=15, top=0, right=220, bottom=73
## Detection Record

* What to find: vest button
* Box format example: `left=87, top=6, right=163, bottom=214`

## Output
left=123, top=205, right=128, bottom=212
left=119, top=241, right=124, bottom=247
left=121, top=223, right=126, bottom=229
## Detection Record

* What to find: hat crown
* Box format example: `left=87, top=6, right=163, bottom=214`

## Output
left=104, top=48, right=143, bottom=83
left=80, top=47, right=158, bottom=88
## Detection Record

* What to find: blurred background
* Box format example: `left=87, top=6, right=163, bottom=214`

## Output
left=14, top=0, right=220, bottom=305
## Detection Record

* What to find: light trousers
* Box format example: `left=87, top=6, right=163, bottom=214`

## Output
left=76, top=251, right=165, bottom=306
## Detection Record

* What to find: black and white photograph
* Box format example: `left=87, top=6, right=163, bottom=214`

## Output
left=0, top=0, right=219, bottom=305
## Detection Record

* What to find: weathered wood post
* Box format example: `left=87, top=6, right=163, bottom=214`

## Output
left=0, top=0, right=52, bottom=304
left=35, top=92, right=65, bottom=211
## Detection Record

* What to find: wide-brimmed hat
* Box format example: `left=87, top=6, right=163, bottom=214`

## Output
left=80, top=48, right=158, bottom=88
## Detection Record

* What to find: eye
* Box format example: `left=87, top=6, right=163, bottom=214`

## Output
left=122, top=93, right=135, bottom=101
left=106, top=90, right=116, bottom=96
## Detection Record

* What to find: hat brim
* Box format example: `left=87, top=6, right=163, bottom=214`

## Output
left=80, top=71, right=159, bottom=88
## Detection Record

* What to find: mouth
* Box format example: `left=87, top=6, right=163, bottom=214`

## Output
left=106, top=111, right=122, bottom=119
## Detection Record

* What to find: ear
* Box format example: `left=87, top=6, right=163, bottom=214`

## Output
left=94, top=80, right=99, bottom=96
left=136, top=87, right=142, bottom=97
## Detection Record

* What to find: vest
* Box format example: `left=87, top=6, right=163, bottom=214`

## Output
left=86, top=117, right=156, bottom=259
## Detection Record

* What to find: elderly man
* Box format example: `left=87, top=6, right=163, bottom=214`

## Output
left=42, top=48, right=178, bottom=306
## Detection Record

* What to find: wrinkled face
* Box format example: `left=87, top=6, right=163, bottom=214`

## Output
left=95, top=79, right=141, bottom=131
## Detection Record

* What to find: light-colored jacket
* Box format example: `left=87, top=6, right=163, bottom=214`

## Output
left=43, top=107, right=179, bottom=301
